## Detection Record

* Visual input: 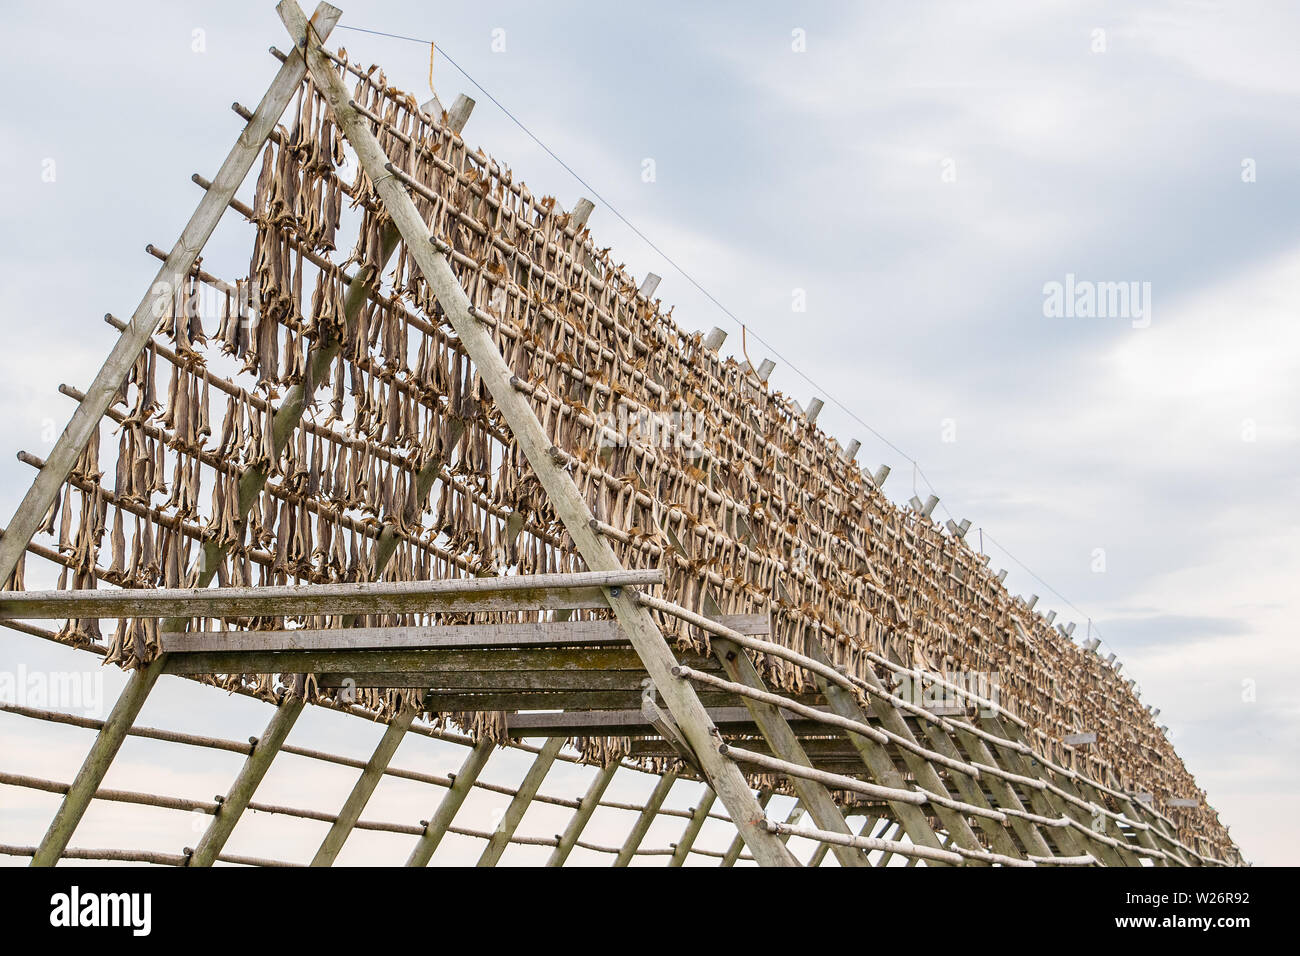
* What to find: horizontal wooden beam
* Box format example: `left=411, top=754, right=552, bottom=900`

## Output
left=631, top=737, right=874, bottom=761
left=313, top=671, right=673, bottom=691
left=162, top=620, right=625, bottom=653
left=0, top=570, right=663, bottom=620
left=160, top=614, right=767, bottom=654
left=504, top=704, right=842, bottom=738
left=163, top=647, right=720, bottom=677
left=699, top=613, right=770, bottom=637
left=424, top=690, right=747, bottom=712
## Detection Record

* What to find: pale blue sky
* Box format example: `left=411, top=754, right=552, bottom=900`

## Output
left=1, top=1, right=1296, bottom=864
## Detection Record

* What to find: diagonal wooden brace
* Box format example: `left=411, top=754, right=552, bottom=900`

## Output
left=277, top=0, right=795, bottom=867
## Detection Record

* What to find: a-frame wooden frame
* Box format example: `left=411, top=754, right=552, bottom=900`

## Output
left=0, top=0, right=1239, bottom=869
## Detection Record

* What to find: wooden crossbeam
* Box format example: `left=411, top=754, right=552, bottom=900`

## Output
left=1012, top=727, right=1147, bottom=867
left=508, top=705, right=842, bottom=739
left=669, top=789, right=716, bottom=866
left=876, top=821, right=906, bottom=867
left=162, top=646, right=720, bottom=678
left=163, top=621, right=626, bottom=653
left=630, top=736, right=894, bottom=762
left=426, top=690, right=750, bottom=712
left=919, top=724, right=1028, bottom=860
left=949, top=724, right=1058, bottom=859
left=614, top=771, right=677, bottom=866
left=806, top=835, right=832, bottom=867
left=29, top=657, right=166, bottom=866
left=801, top=641, right=951, bottom=860
left=851, top=663, right=991, bottom=863
left=1052, top=767, right=1143, bottom=867
left=1081, top=773, right=1173, bottom=866
left=774, top=803, right=806, bottom=847
left=975, top=715, right=1109, bottom=863
left=0, top=571, right=658, bottom=620
left=853, top=816, right=886, bottom=867
left=159, top=612, right=763, bottom=654
left=314, top=671, right=692, bottom=692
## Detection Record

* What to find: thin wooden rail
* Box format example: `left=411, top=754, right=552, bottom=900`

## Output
left=0, top=571, right=660, bottom=620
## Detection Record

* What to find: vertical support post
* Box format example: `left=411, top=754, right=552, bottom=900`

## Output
left=477, top=737, right=564, bottom=867
left=949, top=725, right=1056, bottom=859
left=30, top=657, right=165, bottom=866
left=547, top=761, right=619, bottom=867
left=189, top=694, right=305, bottom=866
left=802, top=641, right=951, bottom=860
left=669, top=788, right=716, bottom=866
left=421, top=92, right=476, bottom=135
left=976, top=716, right=1115, bottom=864
left=310, top=704, right=417, bottom=866
left=570, top=198, right=595, bottom=229
left=919, top=724, right=1027, bottom=860
left=1083, top=775, right=1173, bottom=866
left=614, top=771, right=677, bottom=867
left=406, top=738, right=494, bottom=867
left=851, top=665, right=989, bottom=861
left=279, top=0, right=794, bottom=866
left=711, top=635, right=868, bottom=867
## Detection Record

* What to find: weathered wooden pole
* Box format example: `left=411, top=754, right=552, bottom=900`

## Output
left=614, top=771, right=677, bottom=866
left=547, top=761, right=620, bottom=866
left=476, top=737, right=564, bottom=866
left=30, top=657, right=166, bottom=866
left=710, top=635, right=869, bottom=867
left=405, top=738, right=494, bottom=866
left=279, top=0, right=794, bottom=866
left=189, top=695, right=306, bottom=866
left=669, top=789, right=716, bottom=866
left=311, top=704, right=418, bottom=866
left=720, top=788, right=772, bottom=866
